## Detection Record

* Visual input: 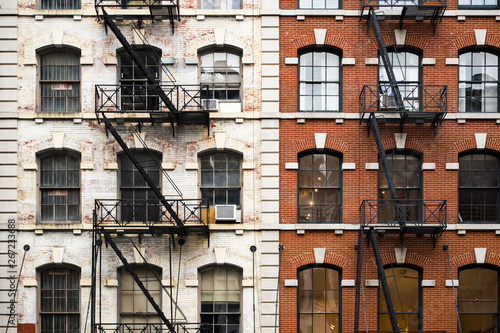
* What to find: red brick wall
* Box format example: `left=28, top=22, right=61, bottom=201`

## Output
left=18, top=323, right=36, bottom=333
left=277, top=2, right=500, bottom=332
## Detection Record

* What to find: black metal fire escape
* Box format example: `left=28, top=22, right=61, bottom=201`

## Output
left=355, top=3, right=447, bottom=333
left=91, top=2, right=211, bottom=333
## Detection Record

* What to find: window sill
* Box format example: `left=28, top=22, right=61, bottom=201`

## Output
left=19, top=223, right=91, bottom=231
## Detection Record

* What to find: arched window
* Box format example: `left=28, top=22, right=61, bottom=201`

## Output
left=459, top=266, right=499, bottom=333
left=298, top=152, right=341, bottom=223
left=298, top=265, right=341, bottom=333
left=199, top=50, right=242, bottom=102
left=378, top=153, right=421, bottom=223
left=118, top=47, right=161, bottom=111
left=39, top=266, right=80, bottom=333
left=298, top=49, right=341, bottom=112
left=459, top=50, right=499, bottom=112
left=118, top=150, right=162, bottom=222
left=378, top=266, right=421, bottom=332
left=458, top=153, right=499, bottom=223
left=39, top=151, right=80, bottom=222
left=39, top=48, right=80, bottom=112
left=199, top=151, right=242, bottom=207
left=378, top=50, right=421, bottom=111
left=200, top=266, right=241, bottom=333
left=119, top=265, right=162, bottom=324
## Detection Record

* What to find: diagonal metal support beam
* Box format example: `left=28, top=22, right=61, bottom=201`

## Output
left=369, top=228, right=400, bottom=332
left=370, top=115, right=405, bottom=226
left=102, top=116, right=186, bottom=231
left=101, top=230, right=176, bottom=333
left=368, top=8, right=405, bottom=114
left=102, top=9, right=178, bottom=129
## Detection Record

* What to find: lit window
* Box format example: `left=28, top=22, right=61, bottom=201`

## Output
left=458, top=153, right=499, bottom=223
left=119, top=48, right=161, bottom=111
left=378, top=153, right=420, bottom=223
left=299, top=152, right=341, bottom=222
left=119, top=266, right=162, bottom=324
left=39, top=267, right=80, bottom=333
left=200, top=152, right=241, bottom=207
left=200, top=266, right=241, bottom=333
left=378, top=51, right=420, bottom=111
left=459, top=267, right=499, bottom=333
left=379, top=266, right=421, bottom=331
left=200, top=51, right=241, bottom=101
left=39, top=152, right=80, bottom=222
left=298, top=265, right=341, bottom=333
left=119, top=151, right=162, bottom=222
left=40, top=50, right=80, bottom=112
left=200, top=0, right=241, bottom=9
left=299, top=50, right=341, bottom=112
left=459, top=51, right=499, bottom=112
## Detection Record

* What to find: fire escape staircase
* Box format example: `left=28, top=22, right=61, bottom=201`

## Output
left=354, top=8, right=447, bottom=333
left=92, top=4, right=211, bottom=333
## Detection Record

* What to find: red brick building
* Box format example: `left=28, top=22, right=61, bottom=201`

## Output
left=274, top=0, right=500, bottom=332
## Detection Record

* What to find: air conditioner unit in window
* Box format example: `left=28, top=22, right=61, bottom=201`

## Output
left=380, top=94, right=398, bottom=110
left=215, top=205, right=238, bottom=222
left=201, top=99, right=219, bottom=111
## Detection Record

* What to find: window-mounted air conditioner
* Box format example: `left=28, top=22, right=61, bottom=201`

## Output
left=215, top=205, right=240, bottom=222
left=201, top=99, right=219, bottom=111
left=380, top=94, right=398, bottom=110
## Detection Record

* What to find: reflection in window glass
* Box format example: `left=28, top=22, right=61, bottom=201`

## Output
left=378, top=154, right=420, bottom=223
left=200, top=267, right=241, bottom=333
left=298, top=0, right=340, bottom=9
left=200, top=152, right=241, bottom=206
left=40, top=153, right=80, bottom=222
left=459, top=154, right=499, bottom=223
left=299, top=51, right=341, bottom=112
left=120, top=266, right=162, bottom=324
left=298, top=266, right=340, bottom=333
left=299, top=153, right=341, bottom=222
left=40, top=51, right=80, bottom=112
left=379, top=267, right=420, bottom=332
left=119, top=151, right=162, bottom=222
left=459, top=267, right=498, bottom=333
left=200, top=52, right=241, bottom=101
left=459, top=51, right=499, bottom=112
left=200, top=0, right=240, bottom=8
left=40, top=267, right=80, bottom=333
left=458, top=0, right=497, bottom=8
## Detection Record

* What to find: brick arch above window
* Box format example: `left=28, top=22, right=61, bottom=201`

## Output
left=377, top=252, right=429, bottom=269
left=185, top=35, right=247, bottom=58
left=448, top=138, right=500, bottom=163
left=289, top=137, right=349, bottom=156
left=186, top=251, right=252, bottom=279
left=452, top=250, right=500, bottom=268
left=289, top=252, right=347, bottom=269
left=103, top=137, right=171, bottom=165
left=22, top=135, right=94, bottom=165
left=289, top=37, right=347, bottom=57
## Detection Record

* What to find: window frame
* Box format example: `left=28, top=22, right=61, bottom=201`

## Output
left=458, top=152, right=500, bottom=223
left=118, top=150, right=162, bottom=223
left=457, top=0, right=498, bottom=9
left=296, top=0, right=341, bottom=10
left=378, top=152, right=422, bottom=223
left=378, top=265, right=422, bottom=332
left=118, top=265, right=163, bottom=324
left=199, top=265, right=242, bottom=333
left=38, top=0, right=81, bottom=9
left=297, top=48, right=342, bottom=112
left=198, top=0, right=242, bottom=9
left=297, top=150, right=342, bottom=223
left=377, top=48, right=422, bottom=111
left=38, top=47, right=81, bottom=113
left=38, top=265, right=81, bottom=333
left=38, top=150, right=81, bottom=223
left=199, top=150, right=242, bottom=208
left=117, top=47, right=162, bottom=112
left=198, top=48, right=243, bottom=103
left=458, top=49, right=499, bottom=113
left=458, top=265, right=500, bottom=333
left=297, top=264, right=342, bottom=333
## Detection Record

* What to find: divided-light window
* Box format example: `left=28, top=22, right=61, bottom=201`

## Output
left=200, top=0, right=241, bottom=8
left=200, top=152, right=241, bottom=207
left=200, top=51, right=242, bottom=101
left=40, top=0, right=80, bottom=9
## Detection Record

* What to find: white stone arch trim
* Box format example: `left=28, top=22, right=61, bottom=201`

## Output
left=103, top=134, right=173, bottom=164
left=23, top=34, right=93, bottom=61
left=30, top=251, right=88, bottom=273
left=22, top=134, right=94, bottom=165
left=190, top=136, right=251, bottom=163
left=186, top=251, right=252, bottom=279
left=185, top=33, right=250, bottom=58
left=103, top=248, right=172, bottom=279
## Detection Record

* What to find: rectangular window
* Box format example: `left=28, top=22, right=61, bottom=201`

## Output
left=40, top=0, right=80, bottom=9
left=200, top=52, right=241, bottom=101
left=200, top=0, right=241, bottom=9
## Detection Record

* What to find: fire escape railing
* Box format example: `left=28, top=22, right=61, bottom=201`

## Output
left=95, top=84, right=211, bottom=116
left=363, top=0, right=446, bottom=7
left=360, top=84, right=447, bottom=114
left=360, top=199, right=447, bottom=227
left=95, top=323, right=211, bottom=333
left=94, top=199, right=209, bottom=227
left=95, top=0, right=177, bottom=8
